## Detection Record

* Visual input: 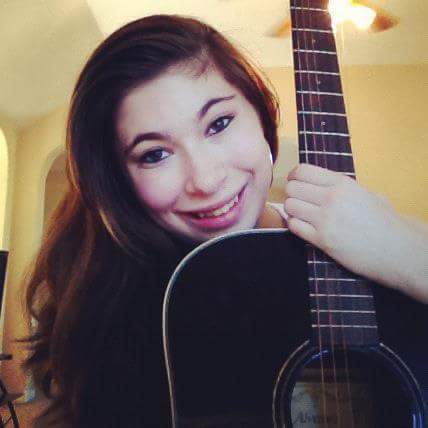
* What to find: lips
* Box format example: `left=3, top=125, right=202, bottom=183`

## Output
left=191, top=194, right=239, bottom=218
left=179, top=185, right=247, bottom=231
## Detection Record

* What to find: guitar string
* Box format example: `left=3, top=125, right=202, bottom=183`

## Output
left=293, top=2, right=327, bottom=424
left=296, top=1, right=332, bottom=425
left=334, top=21, right=357, bottom=426
left=337, top=21, right=371, bottom=373
left=312, top=4, right=357, bottom=425
left=302, top=1, right=341, bottom=424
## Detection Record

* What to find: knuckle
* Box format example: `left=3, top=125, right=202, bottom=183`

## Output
left=295, top=163, right=307, bottom=177
left=285, top=179, right=297, bottom=195
left=284, top=197, right=293, bottom=213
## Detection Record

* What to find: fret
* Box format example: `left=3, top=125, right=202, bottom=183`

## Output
left=299, top=131, right=349, bottom=137
left=290, top=7, right=328, bottom=13
left=294, top=49, right=336, bottom=55
left=300, top=151, right=353, bottom=156
left=309, top=283, right=363, bottom=296
left=291, top=3, right=332, bottom=31
left=296, top=75, right=343, bottom=94
left=310, top=295, right=376, bottom=318
left=300, top=152, right=355, bottom=174
left=297, top=113, right=349, bottom=133
left=297, top=115, right=351, bottom=135
left=312, top=311, right=377, bottom=326
left=310, top=294, right=372, bottom=298
left=310, top=295, right=375, bottom=312
left=311, top=310, right=375, bottom=314
left=292, top=32, right=338, bottom=54
left=291, top=11, right=332, bottom=33
left=295, top=93, right=345, bottom=114
left=307, top=246, right=333, bottom=260
left=309, top=277, right=359, bottom=282
left=298, top=111, right=345, bottom=116
left=295, top=70, right=339, bottom=76
left=297, top=90, right=342, bottom=96
left=294, top=54, right=339, bottom=74
left=313, top=325, right=377, bottom=329
left=292, top=28, right=333, bottom=34
left=297, top=135, right=351, bottom=154
left=291, top=0, right=329, bottom=8
left=307, top=262, right=359, bottom=277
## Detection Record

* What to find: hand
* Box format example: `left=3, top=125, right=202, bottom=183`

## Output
left=284, top=164, right=428, bottom=302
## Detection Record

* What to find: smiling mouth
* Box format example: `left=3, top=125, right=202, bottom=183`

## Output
left=185, top=187, right=245, bottom=219
left=193, top=195, right=239, bottom=218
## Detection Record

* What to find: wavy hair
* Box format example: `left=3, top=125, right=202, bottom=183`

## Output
left=23, top=14, right=280, bottom=426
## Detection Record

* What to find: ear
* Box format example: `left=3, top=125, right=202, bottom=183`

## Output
left=269, top=153, right=274, bottom=187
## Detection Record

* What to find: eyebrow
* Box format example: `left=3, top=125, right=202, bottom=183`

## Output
left=197, top=94, right=235, bottom=120
left=124, top=94, right=236, bottom=157
left=123, top=132, right=166, bottom=157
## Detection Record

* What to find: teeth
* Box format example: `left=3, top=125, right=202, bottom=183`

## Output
left=196, top=195, right=238, bottom=218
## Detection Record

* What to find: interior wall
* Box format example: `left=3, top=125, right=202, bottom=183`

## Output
left=1, top=105, right=67, bottom=394
left=0, top=115, right=18, bottom=252
left=0, top=129, right=7, bottom=250
left=0, top=115, right=18, bottom=353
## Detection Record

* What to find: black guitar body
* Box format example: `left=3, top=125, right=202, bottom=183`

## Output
left=163, top=230, right=428, bottom=427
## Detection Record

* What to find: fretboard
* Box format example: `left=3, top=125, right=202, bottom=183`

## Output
left=290, top=0, right=379, bottom=347
left=291, top=0, right=354, bottom=176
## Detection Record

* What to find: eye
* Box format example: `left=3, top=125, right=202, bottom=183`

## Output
left=138, top=148, right=170, bottom=165
left=206, top=115, right=234, bottom=136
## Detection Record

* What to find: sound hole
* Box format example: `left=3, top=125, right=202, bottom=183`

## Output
left=287, top=349, right=414, bottom=427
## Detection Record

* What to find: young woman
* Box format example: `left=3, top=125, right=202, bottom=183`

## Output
left=24, top=14, right=428, bottom=427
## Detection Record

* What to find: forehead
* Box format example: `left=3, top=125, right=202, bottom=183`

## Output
left=115, top=66, right=241, bottom=143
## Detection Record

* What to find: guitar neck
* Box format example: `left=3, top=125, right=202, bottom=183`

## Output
left=290, top=0, right=355, bottom=177
left=290, top=0, right=379, bottom=347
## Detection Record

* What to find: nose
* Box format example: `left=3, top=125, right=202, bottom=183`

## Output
left=184, top=149, right=227, bottom=196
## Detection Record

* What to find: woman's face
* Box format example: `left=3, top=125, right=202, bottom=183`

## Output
left=115, top=64, right=272, bottom=243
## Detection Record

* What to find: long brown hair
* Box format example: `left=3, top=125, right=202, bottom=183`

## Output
left=24, top=15, right=279, bottom=426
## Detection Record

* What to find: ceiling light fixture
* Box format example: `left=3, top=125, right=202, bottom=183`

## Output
left=328, top=0, right=377, bottom=30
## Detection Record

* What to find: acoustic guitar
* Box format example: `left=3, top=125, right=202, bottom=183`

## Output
left=163, top=1, right=428, bottom=426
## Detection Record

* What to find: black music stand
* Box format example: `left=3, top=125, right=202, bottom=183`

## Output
left=0, top=251, right=21, bottom=427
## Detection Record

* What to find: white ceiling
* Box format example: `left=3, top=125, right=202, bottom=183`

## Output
left=1, top=0, right=427, bottom=129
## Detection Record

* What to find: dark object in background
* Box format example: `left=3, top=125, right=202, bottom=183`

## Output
left=0, top=250, right=7, bottom=301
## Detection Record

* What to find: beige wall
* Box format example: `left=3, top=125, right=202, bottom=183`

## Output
left=2, top=106, right=67, bottom=394
left=0, top=115, right=18, bottom=251
left=0, top=114, right=18, bottom=355
left=1, top=64, right=427, bottom=395
left=0, top=129, right=7, bottom=250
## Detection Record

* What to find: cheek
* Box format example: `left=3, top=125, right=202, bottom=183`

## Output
left=130, top=170, right=184, bottom=212
left=227, top=128, right=271, bottom=173
left=225, top=111, right=271, bottom=170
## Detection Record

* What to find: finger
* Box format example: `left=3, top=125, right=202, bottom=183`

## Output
left=287, top=217, right=317, bottom=245
left=287, top=164, right=340, bottom=186
left=285, top=180, right=327, bottom=206
left=284, top=197, right=319, bottom=224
